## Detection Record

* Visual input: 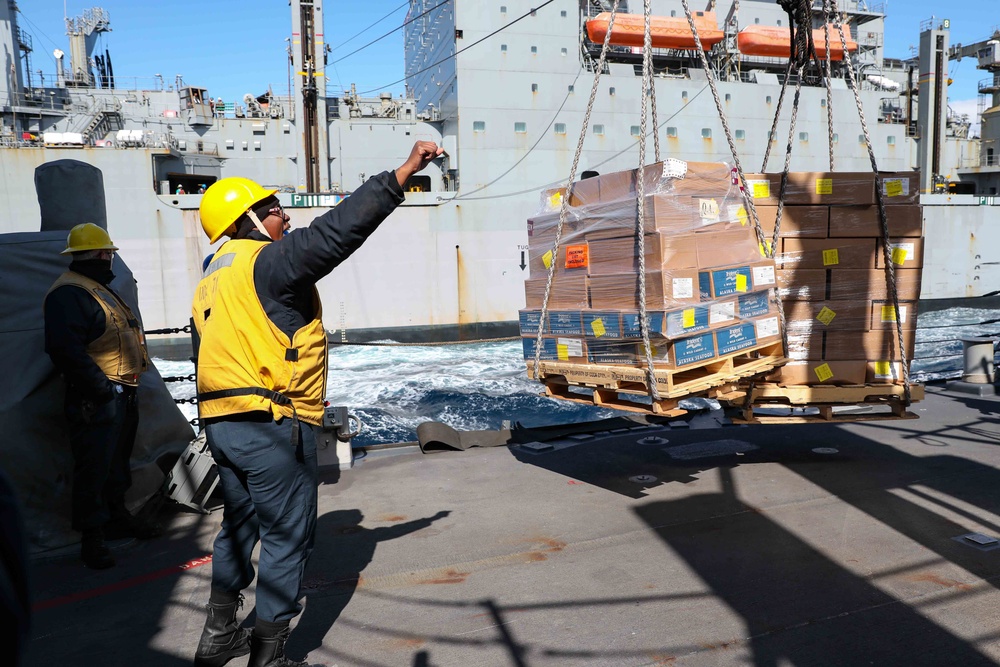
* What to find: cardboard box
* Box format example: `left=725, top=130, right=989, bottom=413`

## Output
left=878, top=172, right=920, bottom=205
left=777, top=268, right=827, bottom=300
left=715, top=314, right=781, bottom=356
left=828, top=205, right=923, bottom=237
left=780, top=238, right=877, bottom=269
left=599, top=160, right=735, bottom=202
left=582, top=311, right=623, bottom=338
left=540, top=176, right=601, bottom=209
left=589, top=270, right=700, bottom=309
left=783, top=299, right=870, bottom=332
left=772, top=359, right=868, bottom=386
left=585, top=339, right=674, bottom=367
left=621, top=311, right=667, bottom=339
left=523, top=275, right=589, bottom=309
left=786, top=331, right=824, bottom=360
left=696, top=226, right=761, bottom=268
left=738, top=290, right=774, bottom=318
left=521, top=335, right=587, bottom=362
left=526, top=213, right=584, bottom=249
left=699, top=265, right=753, bottom=299
left=828, top=269, right=922, bottom=301
left=869, top=300, right=917, bottom=330
left=824, top=329, right=916, bottom=361
left=743, top=172, right=877, bottom=206
left=519, top=309, right=543, bottom=335
left=755, top=205, right=829, bottom=238
left=866, top=360, right=910, bottom=384
left=875, top=237, right=924, bottom=269
left=587, top=233, right=698, bottom=274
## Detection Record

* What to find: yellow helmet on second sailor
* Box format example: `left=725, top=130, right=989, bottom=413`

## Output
left=199, top=177, right=277, bottom=243
left=61, top=223, right=119, bottom=255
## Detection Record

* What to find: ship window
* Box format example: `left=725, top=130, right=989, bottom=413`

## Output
left=568, top=85, right=575, bottom=93
left=766, top=95, right=772, bottom=104
left=682, top=90, right=688, bottom=100
left=735, top=129, right=745, bottom=140
left=702, top=128, right=712, bottom=138
left=609, top=87, right=616, bottom=95
left=501, top=44, right=507, bottom=52
left=531, top=45, right=537, bottom=54
left=799, top=132, right=808, bottom=141
left=561, top=10, right=567, bottom=17
left=833, top=133, right=839, bottom=143
left=725, top=93, right=731, bottom=102
left=821, top=98, right=827, bottom=108
left=561, top=47, right=568, bottom=56
left=593, top=124, right=605, bottom=136
left=859, top=134, right=866, bottom=143
left=515, top=122, right=527, bottom=133
left=666, top=126, right=677, bottom=137
left=554, top=123, right=566, bottom=134
left=500, top=5, right=506, bottom=13
left=887, top=135, right=896, bottom=145
left=473, top=120, right=486, bottom=132
left=630, top=125, right=641, bottom=137
left=755, top=18, right=760, bottom=24
left=777, top=19, right=782, bottom=26
left=671, top=10, right=676, bottom=17
left=532, top=83, right=539, bottom=92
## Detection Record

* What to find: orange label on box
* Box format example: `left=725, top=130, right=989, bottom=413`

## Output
left=814, top=363, right=834, bottom=382
left=822, top=249, right=839, bottom=266
left=565, top=244, right=588, bottom=269
left=816, top=307, right=837, bottom=325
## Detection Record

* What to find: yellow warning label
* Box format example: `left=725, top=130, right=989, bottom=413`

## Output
left=542, top=250, right=554, bottom=269
left=736, top=274, right=748, bottom=292
left=557, top=344, right=569, bottom=360
left=736, top=206, right=748, bottom=226
left=682, top=309, right=696, bottom=328
left=885, top=180, right=904, bottom=197
left=759, top=240, right=773, bottom=257
left=874, top=360, right=892, bottom=377
left=891, top=246, right=909, bottom=265
left=822, top=248, right=840, bottom=266
left=752, top=181, right=771, bottom=199
left=590, top=318, right=606, bottom=337
left=881, top=306, right=897, bottom=322
left=815, top=178, right=833, bottom=195
left=814, top=363, right=834, bottom=382
left=548, top=191, right=563, bottom=209
left=816, top=307, right=837, bottom=325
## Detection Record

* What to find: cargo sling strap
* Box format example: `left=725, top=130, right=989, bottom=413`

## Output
left=198, top=386, right=300, bottom=446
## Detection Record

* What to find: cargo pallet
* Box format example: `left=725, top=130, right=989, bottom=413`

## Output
left=532, top=341, right=786, bottom=416
left=717, top=382, right=923, bottom=424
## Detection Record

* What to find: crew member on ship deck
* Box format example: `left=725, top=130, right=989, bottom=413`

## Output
left=190, top=140, right=442, bottom=667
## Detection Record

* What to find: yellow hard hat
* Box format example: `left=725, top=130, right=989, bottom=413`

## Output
left=199, top=177, right=277, bottom=243
left=61, top=223, right=118, bottom=255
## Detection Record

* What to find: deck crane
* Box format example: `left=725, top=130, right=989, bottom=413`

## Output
left=948, top=30, right=1000, bottom=173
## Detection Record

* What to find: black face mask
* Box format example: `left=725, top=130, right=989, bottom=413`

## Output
left=70, top=258, right=116, bottom=285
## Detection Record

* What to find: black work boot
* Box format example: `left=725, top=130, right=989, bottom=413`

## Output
left=248, top=626, right=307, bottom=667
left=193, top=595, right=251, bottom=667
left=80, top=528, right=115, bottom=569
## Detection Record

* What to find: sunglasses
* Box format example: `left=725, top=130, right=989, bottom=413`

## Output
left=268, top=203, right=285, bottom=218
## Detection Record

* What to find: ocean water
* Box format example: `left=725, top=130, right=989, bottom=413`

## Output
left=158, top=306, right=998, bottom=447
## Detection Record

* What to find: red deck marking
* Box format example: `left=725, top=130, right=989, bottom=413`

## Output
left=32, top=554, right=213, bottom=612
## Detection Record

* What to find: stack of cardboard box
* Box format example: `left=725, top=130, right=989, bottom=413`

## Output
left=741, top=170, right=923, bottom=385
left=520, top=160, right=781, bottom=371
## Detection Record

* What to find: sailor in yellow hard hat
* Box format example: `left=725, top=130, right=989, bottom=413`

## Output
left=43, top=223, right=157, bottom=570
left=191, top=140, right=442, bottom=667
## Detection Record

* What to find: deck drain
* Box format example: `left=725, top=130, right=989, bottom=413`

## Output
left=629, top=474, right=658, bottom=484
left=637, top=436, right=669, bottom=446
left=953, top=533, right=1000, bottom=551
left=811, top=447, right=840, bottom=455
left=665, top=439, right=757, bottom=460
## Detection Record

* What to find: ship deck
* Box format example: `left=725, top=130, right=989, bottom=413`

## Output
left=25, top=382, right=1000, bottom=667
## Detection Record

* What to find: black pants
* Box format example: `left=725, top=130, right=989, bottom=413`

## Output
left=65, top=385, right=139, bottom=532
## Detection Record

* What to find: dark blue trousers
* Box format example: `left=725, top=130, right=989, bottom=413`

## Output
left=65, top=385, right=138, bottom=532
left=205, top=416, right=318, bottom=624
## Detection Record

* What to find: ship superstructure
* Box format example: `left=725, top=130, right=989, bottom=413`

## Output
left=0, top=1, right=997, bottom=346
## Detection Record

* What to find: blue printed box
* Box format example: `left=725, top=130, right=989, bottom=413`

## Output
left=699, top=266, right=753, bottom=299
left=518, top=309, right=542, bottom=335
left=547, top=310, right=584, bottom=335
left=738, top=291, right=771, bottom=318
left=622, top=311, right=665, bottom=339
left=584, top=311, right=622, bottom=338
left=522, top=336, right=558, bottom=360
left=715, top=322, right=759, bottom=355
left=673, top=331, right=717, bottom=367
left=665, top=306, right=710, bottom=338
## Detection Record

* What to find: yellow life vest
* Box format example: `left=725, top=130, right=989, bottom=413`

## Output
left=193, top=239, right=328, bottom=426
left=45, top=271, right=149, bottom=386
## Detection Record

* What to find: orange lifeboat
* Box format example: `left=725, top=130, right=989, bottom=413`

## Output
left=737, top=24, right=858, bottom=61
left=585, top=11, right=725, bottom=51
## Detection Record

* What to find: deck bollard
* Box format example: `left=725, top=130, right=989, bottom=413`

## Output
left=961, top=337, right=995, bottom=384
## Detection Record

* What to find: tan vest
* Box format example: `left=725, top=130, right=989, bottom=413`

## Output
left=192, top=240, right=328, bottom=426
left=46, top=272, right=149, bottom=386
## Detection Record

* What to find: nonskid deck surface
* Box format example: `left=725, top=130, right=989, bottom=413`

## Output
left=25, top=384, right=1000, bottom=666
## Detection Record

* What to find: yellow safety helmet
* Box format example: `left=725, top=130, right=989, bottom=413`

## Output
left=61, top=223, right=118, bottom=255
left=199, top=177, right=277, bottom=243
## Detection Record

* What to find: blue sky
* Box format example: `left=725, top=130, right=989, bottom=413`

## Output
left=15, top=1, right=987, bottom=108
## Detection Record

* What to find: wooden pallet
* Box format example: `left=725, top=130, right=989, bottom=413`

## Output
left=719, top=382, right=923, bottom=424
left=532, top=341, right=786, bottom=415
